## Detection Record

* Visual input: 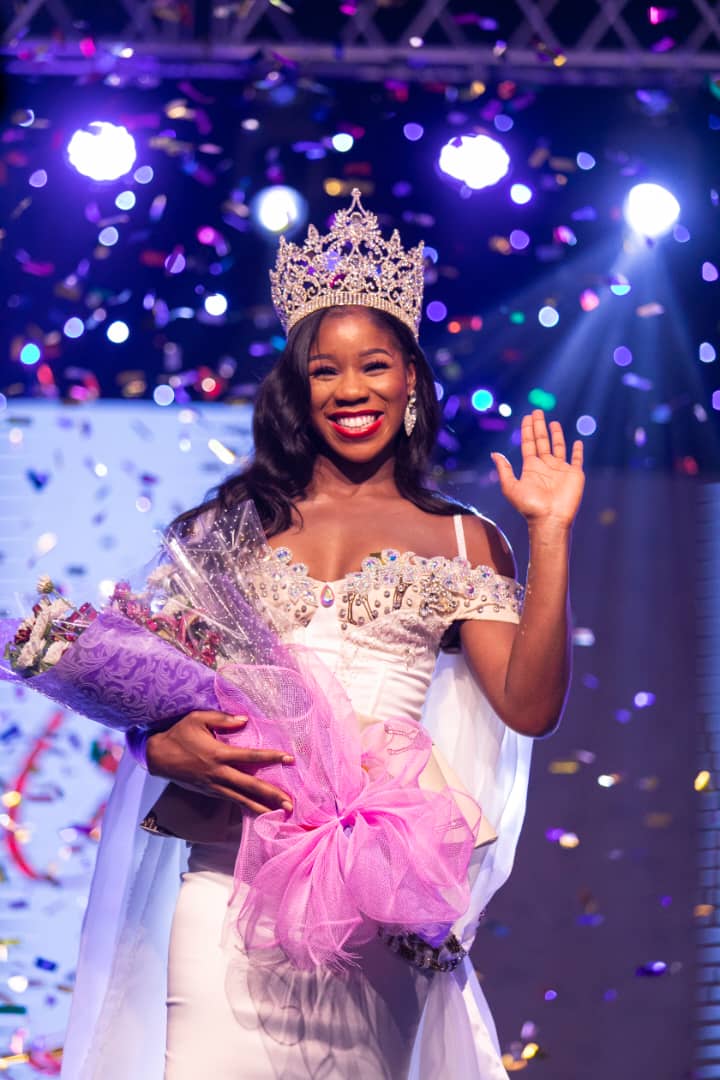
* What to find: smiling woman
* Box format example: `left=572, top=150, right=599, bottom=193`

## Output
left=307, top=307, right=415, bottom=448
left=60, top=190, right=584, bottom=1080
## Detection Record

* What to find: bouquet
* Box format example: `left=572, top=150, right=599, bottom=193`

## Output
left=0, top=502, right=481, bottom=971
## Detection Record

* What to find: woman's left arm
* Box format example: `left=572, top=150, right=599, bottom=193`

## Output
left=459, top=409, right=585, bottom=739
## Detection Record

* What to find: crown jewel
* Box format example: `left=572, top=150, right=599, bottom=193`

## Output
left=270, top=189, right=425, bottom=340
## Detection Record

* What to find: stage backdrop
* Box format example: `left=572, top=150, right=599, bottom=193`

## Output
left=0, top=401, right=701, bottom=1079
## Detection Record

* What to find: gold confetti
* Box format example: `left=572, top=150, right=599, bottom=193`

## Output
left=695, top=770, right=711, bottom=791
left=549, top=760, right=580, bottom=775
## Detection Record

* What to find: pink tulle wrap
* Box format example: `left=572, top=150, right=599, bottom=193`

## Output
left=214, top=647, right=481, bottom=971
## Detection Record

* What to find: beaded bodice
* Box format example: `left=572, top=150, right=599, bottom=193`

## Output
left=249, top=541, right=524, bottom=726
left=254, top=545, right=523, bottom=634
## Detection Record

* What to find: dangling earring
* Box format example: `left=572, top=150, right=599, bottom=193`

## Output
left=404, top=390, right=417, bottom=437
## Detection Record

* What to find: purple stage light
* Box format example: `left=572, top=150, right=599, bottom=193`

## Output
left=67, top=122, right=137, bottom=181
left=438, top=134, right=510, bottom=191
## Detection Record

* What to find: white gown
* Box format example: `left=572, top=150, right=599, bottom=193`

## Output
left=60, top=516, right=532, bottom=1080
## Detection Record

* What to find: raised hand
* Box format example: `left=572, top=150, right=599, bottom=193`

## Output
left=490, top=410, right=585, bottom=527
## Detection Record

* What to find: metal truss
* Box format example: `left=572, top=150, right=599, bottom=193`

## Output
left=3, top=0, right=720, bottom=84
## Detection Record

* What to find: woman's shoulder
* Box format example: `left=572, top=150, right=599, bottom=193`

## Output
left=452, top=505, right=517, bottom=579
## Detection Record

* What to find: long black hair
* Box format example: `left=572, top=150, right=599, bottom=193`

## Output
left=170, top=306, right=464, bottom=539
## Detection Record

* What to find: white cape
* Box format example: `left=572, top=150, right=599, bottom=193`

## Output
left=60, top=651, right=532, bottom=1080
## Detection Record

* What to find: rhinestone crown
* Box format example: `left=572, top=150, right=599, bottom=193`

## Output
left=270, top=188, right=425, bottom=340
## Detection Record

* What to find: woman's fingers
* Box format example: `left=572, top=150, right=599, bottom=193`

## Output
left=207, top=784, right=279, bottom=816
left=549, top=419, right=566, bottom=459
left=214, top=764, right=293, bottom=811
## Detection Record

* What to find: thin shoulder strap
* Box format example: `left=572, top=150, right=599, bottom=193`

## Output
left=452, top=513, right=468, bottom=560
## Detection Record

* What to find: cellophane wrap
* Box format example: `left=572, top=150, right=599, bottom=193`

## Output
left=0, top=500, right=481, bottom=971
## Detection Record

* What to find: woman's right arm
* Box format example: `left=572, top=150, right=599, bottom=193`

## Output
left=144, top=711, right=294, bottom=815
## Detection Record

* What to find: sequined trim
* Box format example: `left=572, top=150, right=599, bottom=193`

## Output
left=255, top=546, right=524, bottom=633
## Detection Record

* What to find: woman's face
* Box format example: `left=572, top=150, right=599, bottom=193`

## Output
left=307, top=307, right=416, bottom=464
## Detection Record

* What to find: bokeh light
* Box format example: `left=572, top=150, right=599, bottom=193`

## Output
left=576, top=415, right=597, bottom=436
left=426, top=301, right=448, bottom=322
left=250, top=185, right=307, bottom=235
left=576, top=151, right=596, bottom=170
left=624, top=182, right=680, bottom=238
left=63, top=317, right=84, bottom=339
left=67, top=121, right=137, bottom=181
left=438, top=134, right=511, bottom=191
left=98, top=226, right=119, bottom=247
left=331, top=133, right=354, bottom=152
left=153, top=385, right=175, bottom=406
left=204, top=293, right=228, bottom=317
left=510, top=183, right=533, bottom=205
left=538, top=306, right=560, bottom=327
left=106, top=321, right=129, bottom=344
left=20, top=343, right=41, bottom=365
left=471, top=388, right=494, bottom=411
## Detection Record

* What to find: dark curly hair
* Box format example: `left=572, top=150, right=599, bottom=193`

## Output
left=169, top=306, right=465, bottom=538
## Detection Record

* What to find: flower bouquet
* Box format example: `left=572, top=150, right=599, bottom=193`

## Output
left=0, top=501, right=481, bottom=971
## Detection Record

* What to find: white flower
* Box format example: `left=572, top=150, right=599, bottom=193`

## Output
left=44, top=640, right=71, bottom=666
left=159, top=596, right=188, bottom=617
left=47, top=598, right=72, bottom=620
left=29, top=609, right=51, bottom=647
left=147, top=565, right=175, bottom=588
left=16, top=639, right=42, bottom=671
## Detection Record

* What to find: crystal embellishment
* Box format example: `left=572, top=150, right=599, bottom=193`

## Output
left=269, top=189, right=425, bottom=340
left=320, top=584, right=335, bottom=608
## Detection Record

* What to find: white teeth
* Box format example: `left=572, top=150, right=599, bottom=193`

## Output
left=333, top=414, right=380, bottom=431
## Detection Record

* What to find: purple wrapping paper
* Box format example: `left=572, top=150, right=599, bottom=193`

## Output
left=0, top=610, right=219, bottom=731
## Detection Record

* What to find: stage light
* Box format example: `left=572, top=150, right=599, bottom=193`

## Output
left=471, top=388, right=494, bottom=411
left=510, top=183, right=532, bottom=205
left=67, top=122, right=137, bottom=181
left=116, top=190, right=136, bottom=210
left=204, top=293, right=228, bottom=317
left=29, top=169, right=47, bottom=188
left=699, top=342, right=716, bottom=363
left=250, top=186, right=307, bottom=235
left=702, top=261, right=719, bottom=282
left=613, top=346, right=632, bottom=366
left=576, top=152, right=596, bottom=170
left=403, top=123, right=424, bottom=142
left=134, top=165, right=153, bottom=184
left=438, top=134, right=510, bottom=191
left=623, top=182, right=680, bottom=238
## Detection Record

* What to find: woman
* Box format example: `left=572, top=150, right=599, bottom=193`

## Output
left=60, top=192, right=584, bottom=1080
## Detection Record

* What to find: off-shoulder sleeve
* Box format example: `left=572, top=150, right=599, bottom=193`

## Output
left=450, top=565, right=524, bottom=624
